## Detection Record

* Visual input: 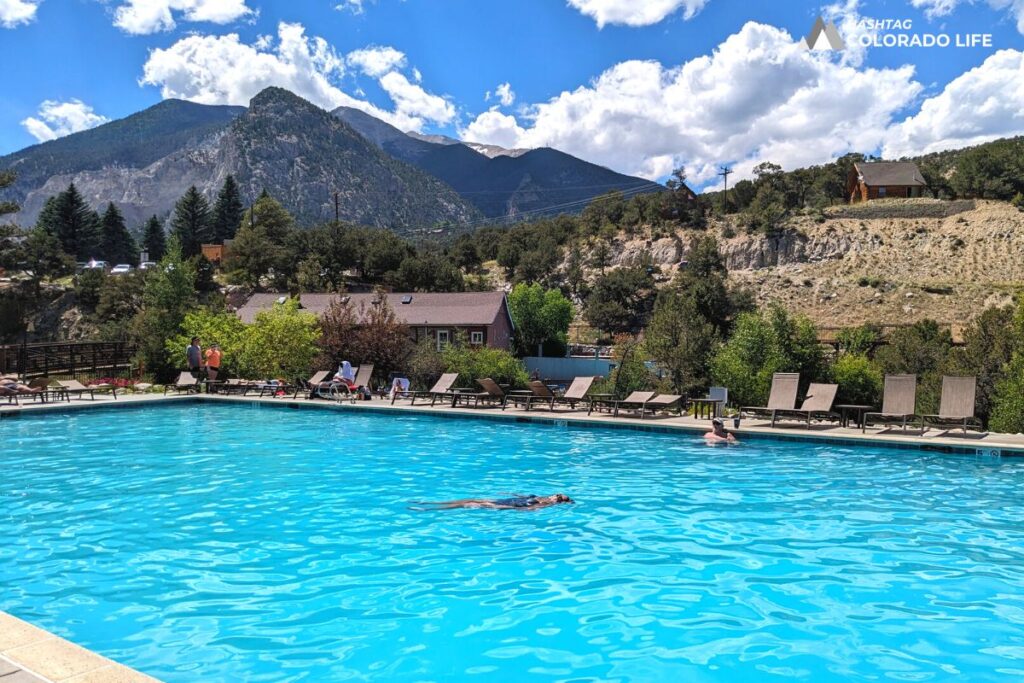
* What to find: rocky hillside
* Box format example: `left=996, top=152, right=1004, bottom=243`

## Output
left=561, top=198, right=1024, bottom=330
left=0, top=88, right=480, bottom=233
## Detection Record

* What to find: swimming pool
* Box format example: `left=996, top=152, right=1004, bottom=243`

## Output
left=3, top=402, right=1024, bottom=682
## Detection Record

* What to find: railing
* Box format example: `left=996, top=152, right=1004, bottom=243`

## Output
left=0, top=341, right=137, bottom=380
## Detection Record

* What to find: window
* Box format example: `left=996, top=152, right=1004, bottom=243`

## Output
left=436, top=330, right=450, bottom=351
left=470, top=331, right=484, bottom=345
left=877, top=186, right=887, bottom=198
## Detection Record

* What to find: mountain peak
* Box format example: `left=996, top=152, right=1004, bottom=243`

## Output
left=248, top=86, right=313, bottom=111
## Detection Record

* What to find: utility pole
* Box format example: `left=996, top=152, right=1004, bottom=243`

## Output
left=717, top=165, right=733, bottom=214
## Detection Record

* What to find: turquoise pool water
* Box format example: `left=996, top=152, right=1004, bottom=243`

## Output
left=3, top=403, right=1024, bottom=682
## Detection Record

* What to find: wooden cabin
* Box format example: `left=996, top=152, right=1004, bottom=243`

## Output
left=847, top=162, right=927, bottom=203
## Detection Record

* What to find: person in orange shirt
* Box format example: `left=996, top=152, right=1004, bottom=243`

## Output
left=204, top=344, right=222, bottom=385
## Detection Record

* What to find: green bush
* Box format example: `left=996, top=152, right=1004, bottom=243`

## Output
left=441, top=342, right=529, bottom=388
left=831, top=354, right=883, bottom=406
left=710, top=306, right=825, bottom=407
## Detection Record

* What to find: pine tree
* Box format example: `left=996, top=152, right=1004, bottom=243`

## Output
left=225, top=193, right=296, bottom=289
left=211, top=175, right=245, bottom=243
left=36, top=183, right=102, bottom=260
left=170, top=186, right=213, bottom=258
left=142, top=215, right=167, bottom=262
left=99, top=202, right=137, bottom=264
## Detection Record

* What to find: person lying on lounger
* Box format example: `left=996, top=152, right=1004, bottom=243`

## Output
left=704, top=418, right=738, bottom=444
left=416, top=493, right=574, bottom=510
left=1, top=376, right=41, bottom=393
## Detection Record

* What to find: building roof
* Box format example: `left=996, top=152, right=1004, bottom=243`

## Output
left=854, top=161, right=927, bottom=187
left=236, top=291, right=512, bottom=327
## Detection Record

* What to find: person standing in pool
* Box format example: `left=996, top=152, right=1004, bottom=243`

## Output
left=416, top=493, right=574, bottom=510
left=704, top=417, right=738, bottom=444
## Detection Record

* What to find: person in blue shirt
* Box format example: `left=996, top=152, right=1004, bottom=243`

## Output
left=186, top=337, right=202, bottom=375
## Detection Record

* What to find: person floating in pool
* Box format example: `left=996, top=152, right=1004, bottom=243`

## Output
left=704, top=417, right=738, bottom=444
left=416, top=493, right=574, bottom=510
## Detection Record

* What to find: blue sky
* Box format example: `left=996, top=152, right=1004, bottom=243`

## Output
left=1, top=0, right=1022, bottom=188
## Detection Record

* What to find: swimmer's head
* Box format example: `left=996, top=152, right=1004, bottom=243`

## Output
left=553, top=493, right=574, bottom=504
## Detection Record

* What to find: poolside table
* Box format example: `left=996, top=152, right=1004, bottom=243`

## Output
left=586, top=393, right=616, bottom=414
left=689, top=397, right=723, bottom=420
left=835, top=404, right=874, bottom=428
left=504, top=389, right=534, bottom=410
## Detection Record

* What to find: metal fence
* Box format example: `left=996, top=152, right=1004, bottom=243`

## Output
left=0, top=341, right=137, bottom=380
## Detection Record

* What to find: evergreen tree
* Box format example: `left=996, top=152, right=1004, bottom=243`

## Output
left=170, top=186, right=213, bottom=258
left=36, top=183, right=101, bottom=260
left=99, top=202, right=137, bottom=264
left=0, top=170, right=18, bottom=220
left=225, top=193, right=296, bottom=289
left=141, top=215, right=167, bottom=262
left=211, top=175, right=245, bottom=242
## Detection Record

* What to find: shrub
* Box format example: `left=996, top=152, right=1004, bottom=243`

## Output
left=441, top=341, right=529, bottom=388
left=241, top=299, right=321, bottom=381
left=710, top=306, right=825, bottom=406
left=75, top=267, right=106, bottom=311
left=406, top=338, right=446, bottom=391
left=831, top=354, right=883, bottom=406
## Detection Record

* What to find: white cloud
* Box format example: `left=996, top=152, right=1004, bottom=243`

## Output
left=461, top=22, right=921, bottom=184
left=494, top=82, right=515, bottom=106
left=567, top=0, right=709, bottom=28
left=113, top=0, right=253, bottom=35
left=883, top=49, right=1024, bottom=157
left=379, top=71, right=455, bottom=127
left=346, top=46, right=406, bottom=77
left=335, top=0, right=364, bottom=14
left=0, top=0, right=40, bottom=28
left=910, top=0, right=1024, bottom=33
left=21, top=99, right=109, bottom=142
left=462, top=107, right=526, bottom=149
left=140, top=21, right=452, bottom=131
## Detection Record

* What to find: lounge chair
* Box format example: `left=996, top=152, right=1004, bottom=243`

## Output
left=452, top=378, right=510, bottom=408
left=407, top=373, right=459, bottom=406
left=611, top=391, right=684, bottom=419
left=293, top=370, right=330, bottom=399
left=221, top=378, right=257, bottom=395
left=741, top=372, right=799, bottom=420
left=526, top=376, right=597, bottom=411
left=590, top=390, right=652, bottom=416
left=0, top=379, right=47, bottom=405
left=58, top=379, right=118, bottom=401
left=165, top=372, right=199, bottom=395
left=862, top=374, right=921, bottom=433
left=28, top=378, right=69, bottom=403
left=769, top=383, right=839, bottom=428
left=922, top=376, right=984, bottom=434
left=321, top=364, right=374, bottom=402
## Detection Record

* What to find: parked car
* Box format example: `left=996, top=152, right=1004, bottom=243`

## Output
left=84, top=260, right=109, bottom=270
left=138, top=261, right=157, bottom=271
left=110, top=264, right=133, bottom=275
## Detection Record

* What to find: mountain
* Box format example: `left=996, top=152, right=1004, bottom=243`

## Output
left=0, top=89, right=479, bottom=232
left=332, top=106, right=663, bottom=219
left=218, top=88, right=478, bottom=229
left=405, top=131, right=528, bottom=158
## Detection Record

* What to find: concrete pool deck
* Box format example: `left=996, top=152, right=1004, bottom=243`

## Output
left=0, top=613, right=158, bottom=683
left=5, top=390, right=1024, bottom=455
